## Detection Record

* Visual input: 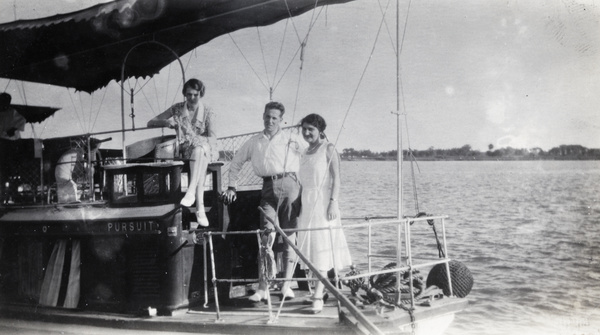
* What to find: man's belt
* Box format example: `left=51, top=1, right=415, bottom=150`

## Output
left=263, top=172, right=296, bottom=181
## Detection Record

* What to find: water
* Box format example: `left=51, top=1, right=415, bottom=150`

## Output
left=338, top=160, right=600, bottom=335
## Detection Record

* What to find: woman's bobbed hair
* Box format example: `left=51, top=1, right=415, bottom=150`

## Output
left=182, top=79, right=206, bottom=98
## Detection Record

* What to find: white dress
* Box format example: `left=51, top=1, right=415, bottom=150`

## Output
left=298, top=143, right=352, bottom=272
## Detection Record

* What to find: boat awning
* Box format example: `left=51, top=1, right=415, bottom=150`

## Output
left=12, top=104, right=61, bottom=124
left=0, top=0, right=352, bottom=93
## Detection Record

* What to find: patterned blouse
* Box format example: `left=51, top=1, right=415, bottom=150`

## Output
left=167, top=102, right=219, bottom=161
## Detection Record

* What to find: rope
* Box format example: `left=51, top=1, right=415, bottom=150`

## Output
left=428, top=219, right=445, bottom=258
left=342, top=262, right=425, bottom=309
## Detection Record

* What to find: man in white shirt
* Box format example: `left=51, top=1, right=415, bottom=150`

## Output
left=223, top=101, right=304, bottom=302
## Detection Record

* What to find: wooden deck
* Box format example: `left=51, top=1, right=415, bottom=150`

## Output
left=0, top=287, right=467, bottom=335
left=0, top=289, right=351, bottom=335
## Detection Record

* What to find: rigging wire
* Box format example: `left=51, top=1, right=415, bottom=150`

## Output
left=272, top=5, right=329, bottom=94
left=78, top=92, right=85, bottom=131
left=228, top=34, right=270, bottom=92
left=164, top=59, right=173, bottom=108
left=272, top=20, right=290, bottom=87
left=256, top=27, right=273, bottom=90
left=331, top=0, right=392, bottom=147
left=20, top=81, right=27, bottom=109
left=90, top=87, right=108, bottom=133
left=86, top=92, right=94, bottom=133
left=397, top=0, right=413, bottom=57
left=227, top=1, right=329, bottom=102
left=142, top=86, right=158, bottom=117
left=284, top=3, right=328, bottom=121
left=66, top=88, right=86, bottom=134
left=378, top=1, right=396, bottom=52
left=272, top=44, right=303, bottom=93
left=283, top=0, right=320, bottom=45
left=404, top=113, right=421, bottom=213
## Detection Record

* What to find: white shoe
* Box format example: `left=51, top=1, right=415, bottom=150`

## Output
left=196, top=211, right=209, bottom=227
left=281, top=287, right=295, bottom=300
left=311, top=298, right=323, bottom=313
left=249, top=290, right=266, bottom=302
left=180, top=193, right=195, bottom=207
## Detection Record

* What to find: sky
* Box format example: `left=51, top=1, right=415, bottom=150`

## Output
left=1, top=0, right=599, bottom=152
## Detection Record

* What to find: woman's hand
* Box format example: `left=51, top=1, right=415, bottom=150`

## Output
left=166, top=119, right=176, bottom=129
left=327, top=199, right=339, bottom=221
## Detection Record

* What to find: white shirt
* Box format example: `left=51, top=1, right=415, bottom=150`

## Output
left=228, top=129, right=305, bottom=188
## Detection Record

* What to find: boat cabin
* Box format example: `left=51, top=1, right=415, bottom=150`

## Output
left=0, top=134, right=251, bottom=314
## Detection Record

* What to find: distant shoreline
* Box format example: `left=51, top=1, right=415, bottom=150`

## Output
left=341, top=156, right=600, bottom=161
left=340, top=144, right=600, bottom=161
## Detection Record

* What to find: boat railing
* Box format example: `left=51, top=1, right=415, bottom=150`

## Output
left=195, top=214, right=455, bottom=333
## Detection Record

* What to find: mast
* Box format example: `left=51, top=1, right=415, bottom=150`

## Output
left=394, top=0, right=405, bottom=306
left=396, top=0, right=403, bottom=222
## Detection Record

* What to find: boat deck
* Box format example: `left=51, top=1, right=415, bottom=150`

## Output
left=0, top=289, right=350, bottom=335
left=0, top=287, right=467, bottom=335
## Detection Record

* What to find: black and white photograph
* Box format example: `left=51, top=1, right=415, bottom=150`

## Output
left=0, top=1, right=598, bottom=334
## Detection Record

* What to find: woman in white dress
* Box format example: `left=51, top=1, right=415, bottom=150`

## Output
left=147, top=79, right=218, bottom=226
left=297, top=113, right=352, bottom=313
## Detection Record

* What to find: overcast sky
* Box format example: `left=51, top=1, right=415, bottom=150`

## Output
left=1, top=0, right=599, bottom=152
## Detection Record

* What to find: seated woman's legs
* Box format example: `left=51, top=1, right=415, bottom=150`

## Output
left=181, top=146, right=210, bottom=226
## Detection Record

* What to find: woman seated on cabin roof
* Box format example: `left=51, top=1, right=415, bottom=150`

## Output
left=147, top=78, right=219, bottom=227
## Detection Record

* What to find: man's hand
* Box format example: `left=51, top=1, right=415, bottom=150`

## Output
left=222, top=188, right=237, bottom=205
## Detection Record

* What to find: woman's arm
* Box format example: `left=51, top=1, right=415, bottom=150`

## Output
left=326, top=142, right=341, bottom=220
left=205, top=107, right=217, bottom=138
left=147, top=107, right=175, bottom=128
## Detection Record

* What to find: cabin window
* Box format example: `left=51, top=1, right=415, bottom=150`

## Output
left=112, top=173, right=138, bottom=204
left=142, top=173, right=171, bottom=200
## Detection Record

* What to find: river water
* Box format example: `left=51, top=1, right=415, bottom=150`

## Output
left=338, top=160, right=600, bottom=335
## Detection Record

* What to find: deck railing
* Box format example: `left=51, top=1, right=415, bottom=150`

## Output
left=196, top=214, right=455, bottom=333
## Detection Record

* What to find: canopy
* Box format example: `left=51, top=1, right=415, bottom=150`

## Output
left=12, top=104, right=61, bottom=123
left=0, top=0, right=351, bottom=93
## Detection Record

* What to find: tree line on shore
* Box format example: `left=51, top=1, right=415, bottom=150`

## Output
left=339, top=144, right=600, bottom=161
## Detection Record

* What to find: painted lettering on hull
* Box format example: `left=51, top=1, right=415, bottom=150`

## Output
left=107, top=221, right=158, bottom=233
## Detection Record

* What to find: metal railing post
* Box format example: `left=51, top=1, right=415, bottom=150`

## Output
left=203, top=233, right=209, bottom=308
left=441, top=217, right=454, bottom=297
left=207, top=233, right=222, bottom=321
